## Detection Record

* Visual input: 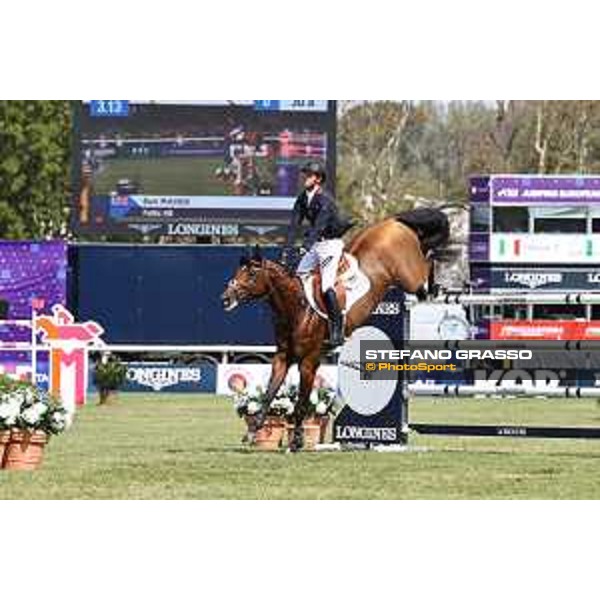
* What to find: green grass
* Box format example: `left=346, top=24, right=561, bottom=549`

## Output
left=3, top=394, right=600, bottom=499
left=94, top=157, right=274, bottom=196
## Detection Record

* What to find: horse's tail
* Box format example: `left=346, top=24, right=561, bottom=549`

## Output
left=395, top=208, right=450, bottom=258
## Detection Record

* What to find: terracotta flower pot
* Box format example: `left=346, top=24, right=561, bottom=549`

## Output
left=306, top=415, right=330, bottom=444
left=4, top=430, right=49, bottom=471
left=319, top=416, right=330, bottom=444
left=302, top=422, right=321, bottom=451
left=286, top=419, right=322, bottom=451
left=254, top=417, right=286, bottom=451
left=0, top=430, right=11, bottom=469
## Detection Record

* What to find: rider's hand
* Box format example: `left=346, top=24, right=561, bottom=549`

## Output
left=299, top=247, right=307, bottom=257
left=281, top=247, right=292, bottom=266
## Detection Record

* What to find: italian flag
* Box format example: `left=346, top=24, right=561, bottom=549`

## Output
left=499, top=239, right=521, bottom=257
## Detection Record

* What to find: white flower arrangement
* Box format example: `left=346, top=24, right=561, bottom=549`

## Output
left=232, top=384, right=338, bottom=420
left=234, top=385, right=296, bottom=419
left=0, top=396, right=21, bottom=429
left=0, top=378, right=70, bottom=435
left=308, top=387, right=338, bottom=418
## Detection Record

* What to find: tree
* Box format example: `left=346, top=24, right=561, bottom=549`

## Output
left=0, top=101, right=72, bottom=239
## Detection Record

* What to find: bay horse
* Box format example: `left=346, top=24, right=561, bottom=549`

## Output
left=221, top=208, right=450, bottom=450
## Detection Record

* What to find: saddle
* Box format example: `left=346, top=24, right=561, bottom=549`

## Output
left=301, top=254, right=371, bottom=320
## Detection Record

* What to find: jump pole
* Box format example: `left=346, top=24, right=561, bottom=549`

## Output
left=404, top=290, right=600, bottom=441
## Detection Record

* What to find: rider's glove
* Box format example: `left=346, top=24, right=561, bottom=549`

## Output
left=281, top=247, right=292, bottom=266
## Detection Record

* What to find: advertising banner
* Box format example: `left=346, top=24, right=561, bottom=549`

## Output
left=472, top=265, right=600, bottom=291
left=490, top=175, right=600, bottom=205
left=490, top=320, right=600, bottom=340
left=490, top=234, right=600, bottom=263
left=0, top=358, right=49, bottom=390
left=216, top=364, right=338, bottom=396
left=89, top=362, right=218, bottom=394
left=0, top=241, right=67, bottom=343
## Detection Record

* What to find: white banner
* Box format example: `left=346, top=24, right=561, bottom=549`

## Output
left=217, top=364, right=338, bottom=396
left=491, top=234, right=600, bottom=263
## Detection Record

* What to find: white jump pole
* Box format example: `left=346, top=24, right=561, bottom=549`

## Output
left=409, top=383, right=600, bottom=399
left=406, top=291, right=600, bottom=307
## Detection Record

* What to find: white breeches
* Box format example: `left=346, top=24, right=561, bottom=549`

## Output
left=296, top=239, right=345, bottom=291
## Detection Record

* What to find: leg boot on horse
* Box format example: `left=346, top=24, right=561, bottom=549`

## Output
left=289, top=423, right=304, bottom=453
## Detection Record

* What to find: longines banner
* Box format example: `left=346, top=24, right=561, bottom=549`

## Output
left=87, top=362, right=218, bottom=394
left=472, top=265, right=600, bottom=291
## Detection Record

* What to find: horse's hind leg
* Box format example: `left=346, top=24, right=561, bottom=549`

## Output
left=290, top=354, right=319, bottom=452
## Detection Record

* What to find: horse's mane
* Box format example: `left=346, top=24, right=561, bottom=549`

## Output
left=262, top=258, right=299, bottom=283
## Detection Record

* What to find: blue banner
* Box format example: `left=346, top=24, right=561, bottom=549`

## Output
left=120, top=362, right=217, bottom=394
left=87, top=362, right=218, bottom=394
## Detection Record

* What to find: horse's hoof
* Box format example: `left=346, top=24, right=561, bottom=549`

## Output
left=288, top=429, right=304, bottom=452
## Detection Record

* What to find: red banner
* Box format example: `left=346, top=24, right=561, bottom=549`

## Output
left=491, top=320, right=600, bottom=340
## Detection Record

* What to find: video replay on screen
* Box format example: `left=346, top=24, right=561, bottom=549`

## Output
left=72, top=100, right=336, bottom=239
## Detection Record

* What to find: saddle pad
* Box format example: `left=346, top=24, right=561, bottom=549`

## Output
left=302, top=254, right=371, bottom=320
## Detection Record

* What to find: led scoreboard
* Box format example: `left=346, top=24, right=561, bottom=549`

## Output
left=72, top=100, right=336, bottom=238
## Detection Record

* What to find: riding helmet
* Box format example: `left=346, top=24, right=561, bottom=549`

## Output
left=301, top=161, right=327, bottom=183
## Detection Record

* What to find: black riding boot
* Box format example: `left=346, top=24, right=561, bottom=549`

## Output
left=323, top=289, right=345, bottom=348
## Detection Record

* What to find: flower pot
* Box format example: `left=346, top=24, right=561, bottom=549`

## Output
left=0, top=430, right=11, bottom=469
left=286, top=420, right=321, bottom=451
left=3, top=430, right=48, bottom=471
left=254, top=417, right=286, bottom=451
left=306, top=416, right=330, bottom=444
left=319, top=416, right=330, bottom=444
left=302, top=422, right=321, bottom=451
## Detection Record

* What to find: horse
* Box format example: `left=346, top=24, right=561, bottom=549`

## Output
left=221, top=208, right=450, bottom=451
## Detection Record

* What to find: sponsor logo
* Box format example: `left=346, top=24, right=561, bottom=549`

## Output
left=504, top=272, right=562, bottom=289
left=334, top=425, right=398, bottom=442
left=128, top=223, right=163, bottom=235
left=373, top=302, right=402, bottom=316
left=498, top=325, right=565, bottom=338
left=497, top=427, right=528, bottom=437
left=588, top=273, right=600, bottom=284
left=438, top=313, right=471, bottom=340
left=243, top=225, right=280, bottom=236
left=127, top=366, right=202, bottom=392
left=167, top=223, right=239, bottom=236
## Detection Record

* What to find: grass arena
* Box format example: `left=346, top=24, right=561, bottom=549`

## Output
left=2, top=394, right=600, bottom=499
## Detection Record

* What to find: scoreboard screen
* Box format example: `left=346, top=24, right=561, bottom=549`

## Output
left=72, top=100, right=336, bottom=239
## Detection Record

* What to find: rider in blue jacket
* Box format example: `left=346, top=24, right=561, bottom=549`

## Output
left=284, top=161, right=353, bottom=348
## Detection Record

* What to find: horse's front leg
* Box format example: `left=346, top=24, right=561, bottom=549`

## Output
left=251, top=351, right=291, bottom=435
left=289, top=354, right=320, bottom=452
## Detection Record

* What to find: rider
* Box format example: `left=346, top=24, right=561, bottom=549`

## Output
left=283, top=161, right=353, bottom=348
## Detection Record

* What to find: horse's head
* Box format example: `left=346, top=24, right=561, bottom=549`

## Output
left=222, top=253, right=273, bottom=312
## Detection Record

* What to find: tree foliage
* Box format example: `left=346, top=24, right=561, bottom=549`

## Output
left=338, top=100, right=600, bottom=222
left=0, top=101, right=72, bottom=239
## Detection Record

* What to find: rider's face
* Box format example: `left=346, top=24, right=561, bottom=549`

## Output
left=303, top=173, right=321, bottom=191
